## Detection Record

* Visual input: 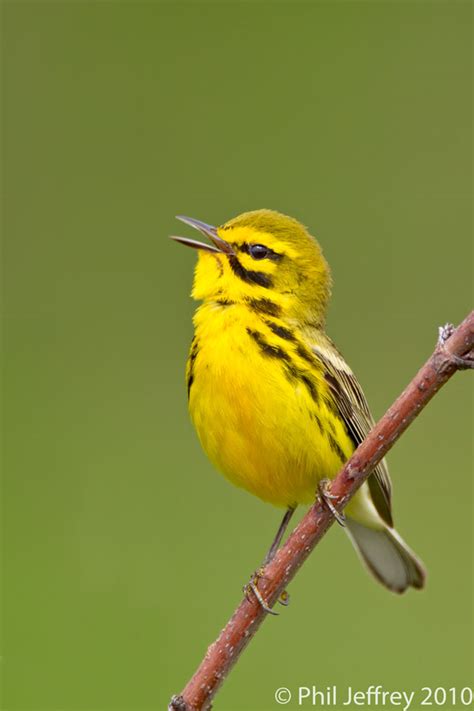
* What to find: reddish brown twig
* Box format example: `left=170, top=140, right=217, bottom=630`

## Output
left=169, top=312, right=473, bottom=711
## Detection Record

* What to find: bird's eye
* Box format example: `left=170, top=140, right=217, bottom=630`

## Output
left=249, top=244, right=269, bottom=260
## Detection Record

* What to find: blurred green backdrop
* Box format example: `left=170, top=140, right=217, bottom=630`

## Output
left=2, top=2, right=472, bottom=710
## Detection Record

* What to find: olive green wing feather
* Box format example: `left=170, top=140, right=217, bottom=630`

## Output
left=312, top=340, right=393, bottom=527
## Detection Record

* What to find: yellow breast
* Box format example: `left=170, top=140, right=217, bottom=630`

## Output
left=187, top=302, right=354, bottom=507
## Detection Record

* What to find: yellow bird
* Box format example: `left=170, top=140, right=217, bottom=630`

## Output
left=172, top=209, right=425, bottom=601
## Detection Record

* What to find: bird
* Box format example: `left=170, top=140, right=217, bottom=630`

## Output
left=171, top=209, right=426, bottom=605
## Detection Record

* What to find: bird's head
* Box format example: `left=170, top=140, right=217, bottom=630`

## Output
left=171, top=209, right=332, bottom=325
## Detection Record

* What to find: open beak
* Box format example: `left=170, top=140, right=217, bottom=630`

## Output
left=170, top=215, right=234, bottom=255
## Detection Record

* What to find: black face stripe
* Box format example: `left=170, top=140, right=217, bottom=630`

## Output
left=246, top=328, right=291, bottom=361
left=237, top=242, right=283, bottom=262
left=265, top=320, right=296, bottom=341
left=228, top=255, right=273, bottom=288
left=247, top=298, right=281, bottom=317
left=328, top=433, right=346, bottom=462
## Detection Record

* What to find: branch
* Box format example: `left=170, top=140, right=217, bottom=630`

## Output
left=170, top=312, right=474, bottom=711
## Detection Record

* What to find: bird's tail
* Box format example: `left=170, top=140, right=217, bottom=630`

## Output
left=346, top=519, right=426, bottom=593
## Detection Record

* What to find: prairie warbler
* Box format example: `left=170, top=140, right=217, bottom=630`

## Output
left=172, top=210, right=425, bottom=598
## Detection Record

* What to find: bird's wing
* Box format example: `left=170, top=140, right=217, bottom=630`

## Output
left=312, top=338, right=393, bottom=527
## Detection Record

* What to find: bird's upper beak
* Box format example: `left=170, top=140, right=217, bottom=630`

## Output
left=170, top=216, right=234, bottom=255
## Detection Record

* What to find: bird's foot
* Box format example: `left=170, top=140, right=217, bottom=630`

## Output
left=318, top=478, right=346, bottom=526
left=243, top=568, right=289, bottom=614
left=438, top=322, right=455, bottom=345
left=243, top=568, right=278, bottom=615
left=438, top=323, right=474, bottom=369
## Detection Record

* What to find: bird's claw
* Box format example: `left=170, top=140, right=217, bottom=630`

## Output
left=438, top=323, right=455, bottom=345
left=449, top=353, right=474, bottom=369
left=318, top=478, right=346, bottom=526
left=437, top=323, right=474, bottom=369
left=242, top=566, right=265, bottom=599
left=244, top=567, right=287, bottom=615
left=247, top=580, right=278, bottom=615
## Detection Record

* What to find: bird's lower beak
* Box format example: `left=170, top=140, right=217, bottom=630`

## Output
left=170, top=215, right=234, bottom=255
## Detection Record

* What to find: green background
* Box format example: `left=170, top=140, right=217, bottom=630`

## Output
left=2, top=2, right=472, bottom=710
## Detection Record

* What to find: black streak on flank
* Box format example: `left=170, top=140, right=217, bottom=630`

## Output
left=311, top=411, right=324, bottom=434
left=228, top=255, right=273, bottom=288
left=324, top=392, right=339, bottom=417
left=296, top=343, right=318, bottom=366
left=300, top=374, right=320, bottom=405
left=187, top=374, right=194, bottom=396
left=282, top=362, right=320, bottom=406
left=266, top=320, right=295, bottom=341
left=263, top=320, right=321, bottom=374
left=187, top=337, right=199, bottom=398
left=247, top=298, right=281, bottom=317
left=328, top=432, right=346, bottom=462
left=246, top=329, right=291, bottom=362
